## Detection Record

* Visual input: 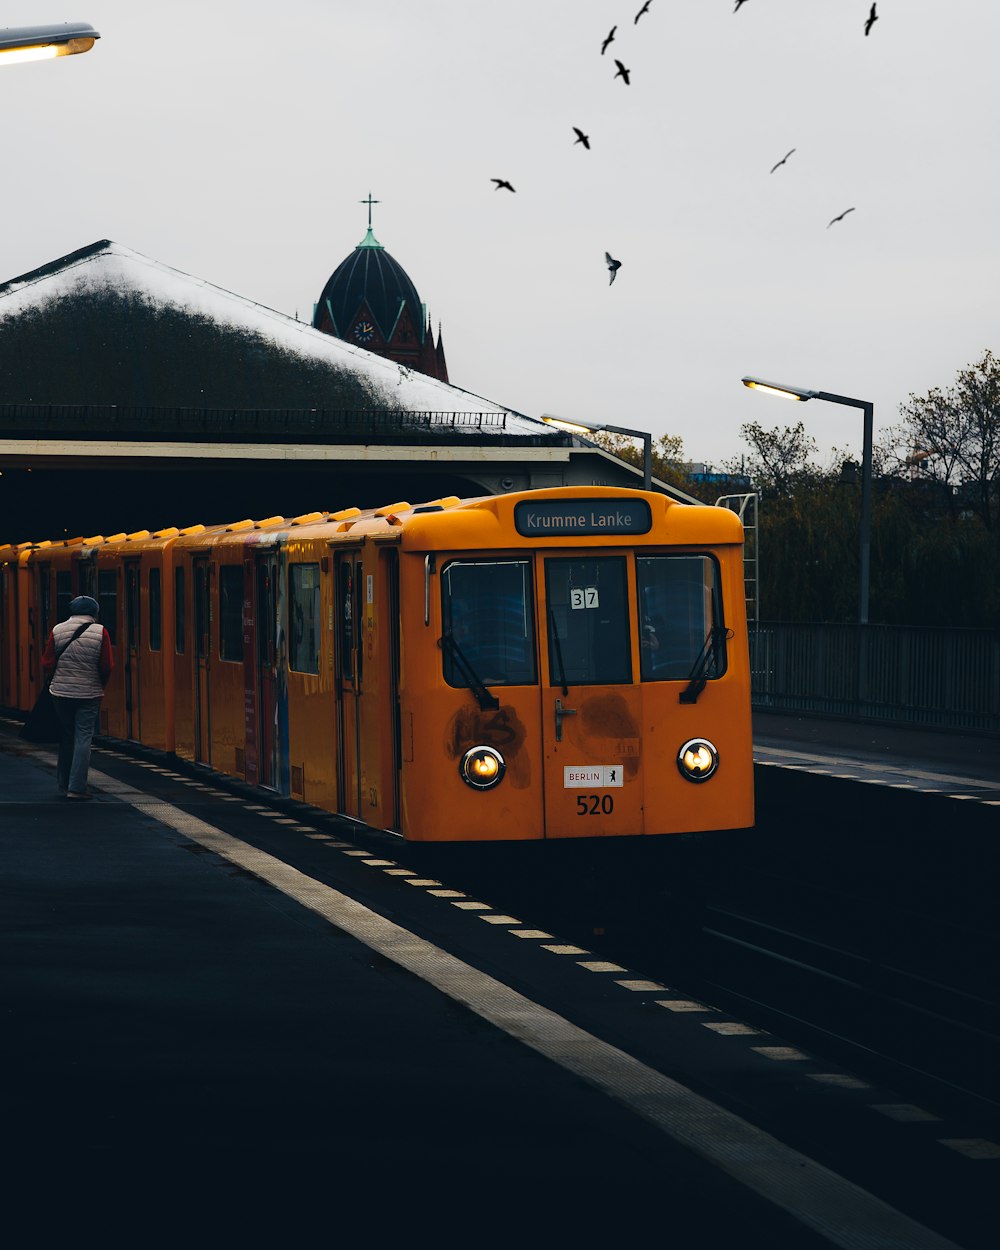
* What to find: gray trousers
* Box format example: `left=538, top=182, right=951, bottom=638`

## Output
left=51, top=696, right=102, bottom=795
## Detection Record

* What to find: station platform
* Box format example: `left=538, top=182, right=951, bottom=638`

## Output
left=754, top=709, right=1000, bottom=803
left=1, top=719, right=997, bottom=1246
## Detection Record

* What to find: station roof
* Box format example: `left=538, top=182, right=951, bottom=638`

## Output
left=0, top=240, right=545, bottom=434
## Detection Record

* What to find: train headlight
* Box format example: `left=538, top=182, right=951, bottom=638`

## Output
left=460, top=745, right=506, bottom=790
left=677, top=738, right=719, bottom=783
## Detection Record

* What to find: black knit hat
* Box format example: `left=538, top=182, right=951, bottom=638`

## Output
left=68, top=595, right=100, bottom=618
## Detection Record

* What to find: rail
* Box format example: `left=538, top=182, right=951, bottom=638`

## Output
left=0, top=404, right=572, bottom=446
left=750, top=621, right=1000, bottom=733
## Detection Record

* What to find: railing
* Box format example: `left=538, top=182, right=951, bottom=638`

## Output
left=0, top=404, right=566, bottom=444
left=750, top=622, right=1000, bottom=733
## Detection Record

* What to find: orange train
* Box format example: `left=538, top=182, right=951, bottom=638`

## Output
left=0, top=486, right=754, bottom=842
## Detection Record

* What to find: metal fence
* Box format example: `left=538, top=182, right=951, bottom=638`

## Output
left=0, top=404, right=540, bottom=443
left=750, top=622, right=1000, bottom=733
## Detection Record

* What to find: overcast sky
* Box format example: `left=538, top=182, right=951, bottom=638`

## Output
left=3, top=1, right=997, bottom=469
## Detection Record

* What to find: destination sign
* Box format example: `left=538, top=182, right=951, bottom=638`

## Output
left=514, top=498, right=652, bottom=537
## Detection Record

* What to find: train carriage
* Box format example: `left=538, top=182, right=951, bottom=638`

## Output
left=2, top=486, right=754, bottom=843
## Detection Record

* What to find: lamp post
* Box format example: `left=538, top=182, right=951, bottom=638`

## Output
left=0, top=22, right=100, bottom=66
left=741, top=376, right=873, bottom=625
left=540, top=413, right=653, bottom=491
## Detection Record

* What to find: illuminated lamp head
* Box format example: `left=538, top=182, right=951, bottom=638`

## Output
left=677, top=738, right=719, bottom=783
left=459, top=746, right=506, bottom=790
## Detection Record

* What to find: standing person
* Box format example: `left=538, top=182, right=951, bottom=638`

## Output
left=41, top=594, right=113, bottom=800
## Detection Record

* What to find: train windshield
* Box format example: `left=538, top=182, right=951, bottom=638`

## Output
left=441, top=559, right=537, bottom=687
left=545, top=557, right=631, bottom=686
left=636, top=554, right=724, bottom=682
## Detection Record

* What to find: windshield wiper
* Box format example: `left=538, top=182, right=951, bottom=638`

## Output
left=548, top=606, right=569, bottom=695
left=679, top=625, right=730, bottom=704
left=440, top=631, right=499, bottom=711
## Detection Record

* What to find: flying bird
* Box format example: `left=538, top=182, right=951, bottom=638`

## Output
left=606, top=252, right=622, bottom=284
left=734, top=0, right=749, bottom=11
left=864, top=3, right=878, bottom=35
left=601, top=26, right=616, bottom=55
left=827, top=207, right=856, bottom=228
left=614, top=60, right=631, bottom=85
left=635, top=1, right=652, bottom=23
left=491, top=178, right=516, bottom=192
left=572, top=127, right=591, bottom=150
left=769, top=148, right=796, bottom=174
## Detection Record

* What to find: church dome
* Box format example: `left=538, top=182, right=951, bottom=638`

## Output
left=313, top=226, right=425, bottom=346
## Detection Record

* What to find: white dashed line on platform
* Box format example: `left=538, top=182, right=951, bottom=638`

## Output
left=481, top=915, right=521, bottom=925
left=616, top=979, right=668, bottom=992
left=452, top=901, right=490, bottom=910
left=703, top=1022, right=762, bottom=1036
left=872, top=1104, right=941, bottom=1123
left=938, top=1138, right=1000, bottom=1160
left=578, top=961, right=628, bottom=973
left=510, top=929, right=553, bottom=939
left=542, top=944, right=590, bottom=955
left=809, top=1074, right=872, bottom=1089
left=657, top=1000, right=715, bottom=1013
left=753, top=1046, right=811, bottom=1061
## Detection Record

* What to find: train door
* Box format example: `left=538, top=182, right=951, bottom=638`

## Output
left=255, top=552, right=279, bottom=789
left=334, top=550, right=363, bottom=818
left=193, top=558, right=212, bottom=764
left=539, top=554, right=644, bottom=838
left=124, top=560, right=142, bottom=740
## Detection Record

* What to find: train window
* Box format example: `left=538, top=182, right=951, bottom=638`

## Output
left=636, top=555, right=725, bottom=682
left=442, top=559, right=537, bottom=687
left=289, top=564, right=321, bottom=674
left=175, top=568, right=186, bottom=654
left=56, top=571, right=72, bottom=624
left=125, top=565, right=140, bottom=650
left=38, top=567, right=52, bottom=642
left=545, top=557, right=631, bottom=686
left=79, top=560, right=97, bottom=599
left=98, top=570, right=117, bottom=646
left=149, top=568, right=162, bottom=652
left=195, top=566, right=210, bottom=659
left=339, top=562, right=354, bottom=681
left=219, top=566, right=244, bottom=662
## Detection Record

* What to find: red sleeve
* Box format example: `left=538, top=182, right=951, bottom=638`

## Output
left=41, top=630, right=57, bottom=675
left=99, top=628, right=114, bottom=683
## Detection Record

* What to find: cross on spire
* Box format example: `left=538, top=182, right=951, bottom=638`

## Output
left=360, top=192, right=380, bottom=230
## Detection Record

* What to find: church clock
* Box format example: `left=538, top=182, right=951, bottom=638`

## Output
left=353, top=319, right=375, bottom=344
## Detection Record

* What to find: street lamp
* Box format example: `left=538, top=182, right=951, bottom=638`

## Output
left=0, top=23, right=100, bottom=66
left=742, top=376, right=873, bottom=625
left=540, top=413, right=652, bottom=491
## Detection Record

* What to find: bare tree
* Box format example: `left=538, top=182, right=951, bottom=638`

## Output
left=724, top=420, right=818, bottom=497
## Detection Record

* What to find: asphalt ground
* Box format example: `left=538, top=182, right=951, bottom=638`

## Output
left=1, top=719, right=997, bottom=1246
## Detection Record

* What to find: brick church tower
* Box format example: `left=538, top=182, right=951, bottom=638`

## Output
left=312, top=195, right=448, bottom=383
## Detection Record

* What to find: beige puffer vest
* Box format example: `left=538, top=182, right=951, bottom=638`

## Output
left=49, top=616, right=106, bottom=699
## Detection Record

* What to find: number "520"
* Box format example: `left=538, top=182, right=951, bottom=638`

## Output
left=576, top=794, right=614, bottom=815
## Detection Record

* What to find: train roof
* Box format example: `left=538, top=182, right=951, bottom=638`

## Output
left=5, top=487, right=744, bottom=552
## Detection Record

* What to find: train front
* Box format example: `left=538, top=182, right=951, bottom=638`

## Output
left=399, top=487, right=754, bottom=842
